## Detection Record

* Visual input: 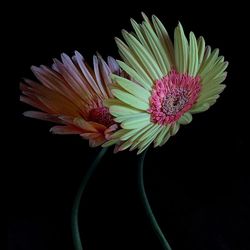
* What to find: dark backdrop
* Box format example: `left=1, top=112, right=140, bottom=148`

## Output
left=7, top=1, right=249, bottom=250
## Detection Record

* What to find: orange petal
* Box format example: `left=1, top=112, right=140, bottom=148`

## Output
left=73, top=117, right=98, bottom=132
left=50, top=125, right=83, bottom=134
left=23, top=111, right=60, bottom=123
left=80, top=132, right=106, bottom=147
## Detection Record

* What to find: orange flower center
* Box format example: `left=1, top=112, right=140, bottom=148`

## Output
left=89, top=107, right=114, bottom=127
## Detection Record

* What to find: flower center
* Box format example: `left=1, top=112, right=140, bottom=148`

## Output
left=163, top=88, right=189, bottom=116
left=89, top=107, right=114, bottom=127
left=149, top=70, right=201, bottom=125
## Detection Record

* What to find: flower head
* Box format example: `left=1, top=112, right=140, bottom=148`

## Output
left=149, top=70, right=201, bottom=124
left=20, top=51, right=123, bottom=147
left=104, top=13, right=228, bottom=154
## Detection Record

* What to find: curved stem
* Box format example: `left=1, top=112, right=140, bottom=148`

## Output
left=138, top=149, right=172, bottom=250
left=72, top=147, right=108, bottom=250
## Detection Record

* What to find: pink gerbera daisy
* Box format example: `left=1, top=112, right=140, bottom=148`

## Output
left=20, top=51, right=122, bottom=147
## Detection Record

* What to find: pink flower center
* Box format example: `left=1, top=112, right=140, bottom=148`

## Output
left=149, top=70, right=201, bottom=125
left=89, top=107, right=114, bottom=127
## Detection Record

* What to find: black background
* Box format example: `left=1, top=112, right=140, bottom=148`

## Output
left=7, top=1, right=249, bottom=250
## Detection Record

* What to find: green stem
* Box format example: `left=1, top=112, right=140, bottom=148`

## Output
left=138, top=149, right=172, bottom=250
left=71, top=147, right=108, bottom=250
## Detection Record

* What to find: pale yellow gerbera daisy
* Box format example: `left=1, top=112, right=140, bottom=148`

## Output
left=103, top=13, right=228, bottom=154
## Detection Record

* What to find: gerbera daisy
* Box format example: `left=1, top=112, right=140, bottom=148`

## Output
left=20, top=51, right=122, bottom=147
left=104, top=13, right=228, bottom=154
